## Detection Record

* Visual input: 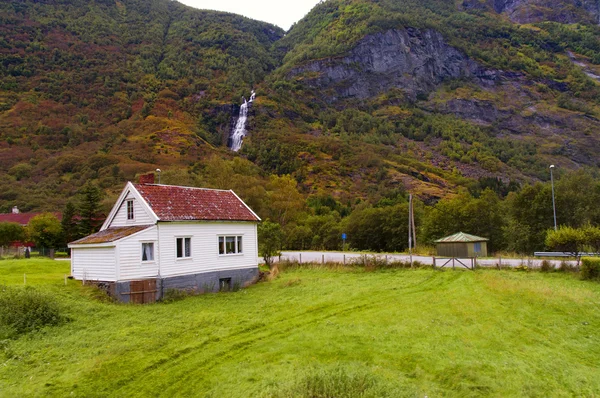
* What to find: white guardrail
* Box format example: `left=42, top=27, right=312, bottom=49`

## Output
left=534, top=252, right=599, bottom=257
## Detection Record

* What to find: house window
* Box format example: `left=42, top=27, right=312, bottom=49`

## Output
left=474, top=242, right=482, bottom=254
left=218, top=236, right=243, bottom=255
left=176, top=237, right=191, bottom=259
left=142, top=242, right=154, bottom=262
left=127, top=200, right=134, bottom=220
left=219, top=278, right=232, bottom=291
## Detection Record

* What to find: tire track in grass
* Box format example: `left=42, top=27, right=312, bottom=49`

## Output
left=84, top=271, right=457, bottom=396
left=142, top=272, right=454, bottom=394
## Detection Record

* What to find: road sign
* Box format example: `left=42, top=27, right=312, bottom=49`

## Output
left=342, top=233, right=347, bottom=240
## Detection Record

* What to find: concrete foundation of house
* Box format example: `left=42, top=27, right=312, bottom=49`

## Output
left=89, top=267, right=259, bottom=303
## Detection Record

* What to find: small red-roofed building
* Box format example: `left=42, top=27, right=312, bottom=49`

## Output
left=0, top=206, right=62, bottom=226
left=68, top=173, right=261, bottom=303
left=0, top=207, right=62, bottom=256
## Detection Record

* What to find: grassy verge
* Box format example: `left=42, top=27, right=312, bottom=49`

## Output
left=1, top=259, right=600, bottom=397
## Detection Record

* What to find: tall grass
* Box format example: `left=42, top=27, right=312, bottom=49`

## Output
left=267, top=365, right=406, bottom=398
left=0, top=285, right=66, bottom=339
left=1, top=259, right=600, bottom=397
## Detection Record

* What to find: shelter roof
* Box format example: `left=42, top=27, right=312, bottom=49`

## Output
left=71, top=225, right=153, bottom=245
left=435, top=232, right=489, bottom=243
left=132, top=184, right=260, bottom=222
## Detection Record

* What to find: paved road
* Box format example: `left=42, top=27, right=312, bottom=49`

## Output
left=276, top=251, right=576, bottom=269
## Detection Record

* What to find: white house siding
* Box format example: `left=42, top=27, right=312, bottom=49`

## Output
left=117, top=226, right=159, bottom=280
left=110, top=191, right=154, bottom=227
left=71, top=247, right=117, bottom=281
left=157, top=222, right=258, bottom=277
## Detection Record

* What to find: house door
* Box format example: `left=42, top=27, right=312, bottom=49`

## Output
left=129, top=279, right=158, bottom=304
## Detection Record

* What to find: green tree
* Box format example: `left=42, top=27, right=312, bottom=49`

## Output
left=265, top=175, right=306, bottom=227
left=504, top=184, right=554, bottom=254
left=344, top=202, right=413, bottom=252
left=545, top=226, right=586, bottom=265
left=258, top=220, right=283, bottom=271
left=285, top=224, right=312, bottom=250
left=0, top=222, right=26, bottom=255
left=26, top=213, right=62, bottom=250
left=423, top=190, right=505, bottom=252
left=61, top=201, right=79, bottom=246
left=78, top=183, right=104, bottom=236
left=583, top=225, right=600, bottom=254
left=555, top=170, right=600, bottom=227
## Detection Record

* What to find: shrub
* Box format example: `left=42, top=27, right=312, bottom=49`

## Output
left=0, top=285, right=65, bottom=339
left=357, top=255, right=427, bottom=271
left=268, top=365, right=404, bottom=398
left=558, top=261, right=576, bottom=273
left=581, top=257, right=600, bottom=281
left=545, top=227, right=586, bottom=258
left=540, top=260, right=553, bottom=273
left=160, top=288, right=192, bottom=303
left=514, top=264, right=529, bottom=272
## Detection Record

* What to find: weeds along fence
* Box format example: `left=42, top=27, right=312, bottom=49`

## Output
left=276, top=256, right=429, bottom=272
left=275, top=253, right=579, bottom=271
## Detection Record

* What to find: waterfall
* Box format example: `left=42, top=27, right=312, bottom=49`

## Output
left=229, top=90, right=255, bottom=152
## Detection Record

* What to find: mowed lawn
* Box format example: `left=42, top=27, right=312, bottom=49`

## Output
left=1, top=259, right=600, bottom=397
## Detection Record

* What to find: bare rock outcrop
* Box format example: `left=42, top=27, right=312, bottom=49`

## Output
left=289, top=28, right=499, bottom=102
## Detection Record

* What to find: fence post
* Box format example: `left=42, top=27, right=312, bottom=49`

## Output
left=299, top=253, right=302, bottom=264
left=343, top=254, right=346, bottom=265
left=452, top=258, right=455, bottom=269
left=322, top=254, right=324, bottom=264
left=433, top=256, right=436, bottom=268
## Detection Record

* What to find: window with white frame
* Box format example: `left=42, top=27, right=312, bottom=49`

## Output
left=141, top=242, right=154, bottom=262
left=126, top=200, right=134, bottom=220
left=176, top=237, right=191, bottom=259
left=219, top=235, right=243, bottom=255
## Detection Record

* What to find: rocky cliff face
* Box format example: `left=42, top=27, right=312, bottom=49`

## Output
left=462, top=0, right=600, bottom=24
left=426, top=96, right=600, bottom=166
left=289, top=28, right=498, bottom=102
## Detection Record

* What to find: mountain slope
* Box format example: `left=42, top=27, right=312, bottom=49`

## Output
left=240, top=0, right=600, bottom=200
left=0, top=0, right=283, bottom=211
left=2, top=0, right=600, bottom=213
left=462, top=0, right=600, bottom=24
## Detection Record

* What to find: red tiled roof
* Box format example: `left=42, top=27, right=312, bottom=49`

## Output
left=71, top=225, right=153, bottom=245
left=133, top=184, right=260, bottom=222
left=0, top=212, right=62, bottom=226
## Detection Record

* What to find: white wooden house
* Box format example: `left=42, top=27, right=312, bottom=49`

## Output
left=68, top=174, right=261, bottom=303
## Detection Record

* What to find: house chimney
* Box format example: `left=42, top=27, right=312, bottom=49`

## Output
left=12, top=206, right=19, bottom=214
left=139, top=173, right=155, bottom=184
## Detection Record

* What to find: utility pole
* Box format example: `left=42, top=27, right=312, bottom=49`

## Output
left=409, top=194, right=413, bottom=268
left=411, top=196, right=416, bottom=249
left=550, top=165, right=557, bottom=231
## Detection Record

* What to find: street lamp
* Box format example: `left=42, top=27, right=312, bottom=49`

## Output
left=550, top=165, right=557, bottom=231
left=156, top=168, right=161, bottom=185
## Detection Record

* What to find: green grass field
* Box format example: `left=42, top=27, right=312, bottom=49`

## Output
left=1, top=259, right=600, bottom=397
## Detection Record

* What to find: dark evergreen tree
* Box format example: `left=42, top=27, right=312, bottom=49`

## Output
left=78, top=183, right=103, bottom=237
left=61, top=201, right=79, bottom=247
